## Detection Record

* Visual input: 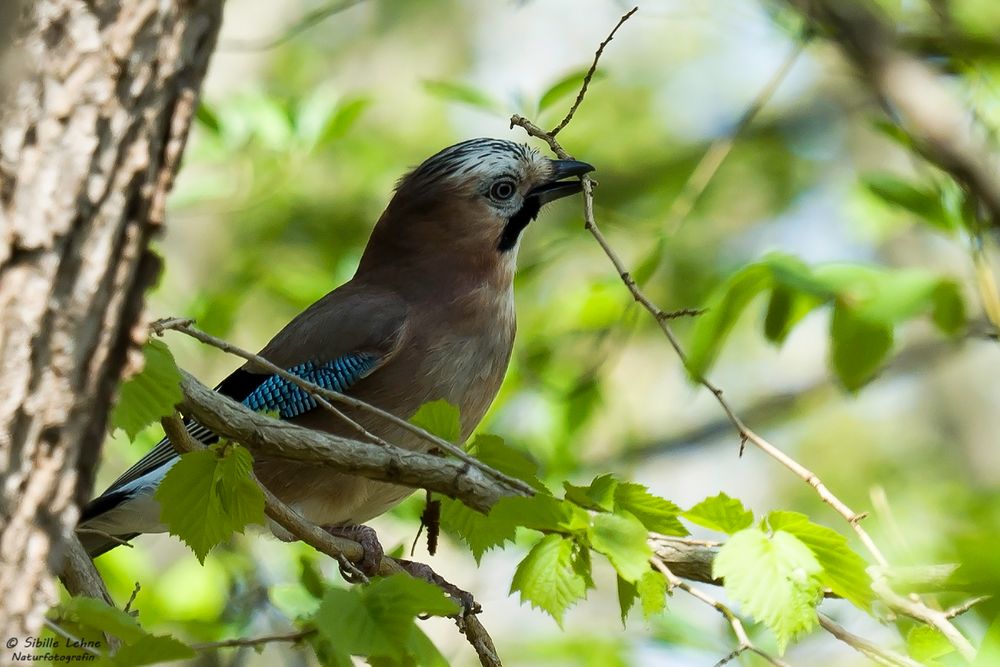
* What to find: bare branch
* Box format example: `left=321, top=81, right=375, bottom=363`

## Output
left=162, top=413, right=503, bottom=666
left=153, top=317, right=534, bottom=496
left=651, top=558, right=791, bottom=667
left=549, top=7, right=638, bottom=137
left=783, top=0, right=1000, bottom=229
left=818, top=614, right=922, bottom=667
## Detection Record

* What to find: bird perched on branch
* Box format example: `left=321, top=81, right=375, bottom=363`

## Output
left=78, top=138, right=593, bottom=569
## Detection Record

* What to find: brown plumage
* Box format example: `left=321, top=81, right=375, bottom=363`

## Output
left=78, top=138, right=593, bottom=559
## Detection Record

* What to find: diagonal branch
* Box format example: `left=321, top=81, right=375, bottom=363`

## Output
left=783, top=0, right=1000, bottom=229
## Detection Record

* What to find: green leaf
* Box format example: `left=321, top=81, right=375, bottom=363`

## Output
left=155, top=442, right=266, bottom=563
left=299, top=555, right=326, bottom=599
left=110, top=339, right=183, bottom=441
left=490, top=494, right=589, bottom=534
left=440, top=497, right=516, bottom=563
left=59, top=597, right=145, bottom=644
left=422, top=80, right=502, bottom=113
left=686, top=263, right=773, bottom=379
left=864, top=173, right=956, bottom=232
left=713, top=528, right=823, bottom=653
left=538, top=68, right=606, bottom=112
left=613, top=482, right=688, bottom=536
left=472, top=434, right=547, bottom=492
left=588, top=511, right=652, bottom=583
left=564, top=473, right=619, bottom=511
left=111, top=634, right=196, bottom=666
left=616, top=576, right=637, bottom=625
left=315, top=575, right=456, bottom=663
left=195, top=102, right=222, bottom=135
left=55, top=597, right=196, bottom=666
left=766, top=511, right=873, bottom=610
left=317, top=97, right=369, bottom=146
left=975, top=614, right=1000, bottom=666
left=829, top=305, right=893, bottom=391
left=637, top=570, right=667, bottom=619
left=409, top=399, right=462, bottom=443
left=907, top=626, right=955, bottom=662
left=683, top=493, right=753, bottom=534
left=510, top=534, right=588, bottom=625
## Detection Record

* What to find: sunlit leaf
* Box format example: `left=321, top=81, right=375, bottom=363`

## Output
left=714, top=528, right=823, bottom=653
left=588, top=511, right=652, bottom=583
left=510, top=534, right=589, bottom=625
left=683, top=493, right=753, bottom=534
left=409, top=399, right=462, bottom=443
left=766, top=511, right=873, bottom=611
left=110, top=339, right=183, bottom=441
left=156, top=442, right=266, bottom=563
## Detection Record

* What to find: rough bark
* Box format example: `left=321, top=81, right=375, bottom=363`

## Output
left=0, top=0, right=223, bottom=638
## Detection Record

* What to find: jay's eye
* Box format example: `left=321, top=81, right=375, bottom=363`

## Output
left=489, top=180, right=516, bottom=201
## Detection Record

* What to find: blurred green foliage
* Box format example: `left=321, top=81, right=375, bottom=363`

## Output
left=75, top=0, right=1000, bottom=664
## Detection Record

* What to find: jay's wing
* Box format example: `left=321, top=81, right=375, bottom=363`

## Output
left=78, top=284, right=408, bottom=556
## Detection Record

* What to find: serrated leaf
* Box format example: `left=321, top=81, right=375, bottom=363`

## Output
left=830, top=306, right=893, bottom=391
left=614, top=483, right=688, bottom=536
left=409, top=399, right=462, bottom=443
left=637, top=570, right=667, bottom=619
left=564, top=474, right=618, bottom=511
left=907, top=626, right=955, bottom=662
left=490, top=494, right=589, bottom=534
left=766, top=511, right=873, bottom=611
left=155, top=443, right=266, bottom=562
left=111, top=634, right=196, bottom=666
left=510, top=534, right=588, bottom=625
left=422, top=80, right=502, bottom=113
left=315, top=574, right=456, bottom=663
left=472, top=434, right=547, bottom=492
left=616, top=576, right=637, bottom=625
left=683, top=493, right=753, bottom=534
left=440, top=497, right=516, bottom=563
left=110, top=339, right=183, bottom=441
left=538, top=68, right=606, bottom=112
left=588, top=511, right=652, bottom=583
left=713, top=528, right=823, bottom=653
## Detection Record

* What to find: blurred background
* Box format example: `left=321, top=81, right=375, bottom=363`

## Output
left=87, top=0, right=1000, bottom=664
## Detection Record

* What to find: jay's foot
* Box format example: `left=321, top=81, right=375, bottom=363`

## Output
left=396, top=558, right=480, bottom=614
left=324, top=524, right=383, bottom=582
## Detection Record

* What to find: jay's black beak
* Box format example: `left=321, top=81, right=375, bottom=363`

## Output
left=529, top=159, right=595, bottom=205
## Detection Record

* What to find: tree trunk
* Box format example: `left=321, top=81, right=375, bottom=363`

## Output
left=0, top=0, right=223, bottom=638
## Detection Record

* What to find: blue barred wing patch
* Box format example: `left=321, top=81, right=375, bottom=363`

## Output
left=242, top=354, right=378, bottom=419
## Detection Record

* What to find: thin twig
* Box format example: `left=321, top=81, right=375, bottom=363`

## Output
left=43, top=619, right=103, bottom=657
left=192, top=629, right=315, bottom=651
left=665, top=38, right=805, bottom=234
left=152, top=317, right=534, bottom=497
left=549, top=6, right=638, bottom=136
left=818, top=613, right=921, bottom=667
left=944, top=595, right=990, bottom=619
left=512, top=10, right=983, bottom=661
left=512, top=112, right=889, bottom=567
left=651, top=558, right=791, bottom=667
left=122, top=582, right=140, bottom=615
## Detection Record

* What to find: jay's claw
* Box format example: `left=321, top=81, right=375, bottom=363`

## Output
left=324, top=524, right=384, bottom=581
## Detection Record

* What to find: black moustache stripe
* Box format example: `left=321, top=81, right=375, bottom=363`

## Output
left=497, top=196, right=541, bottom=252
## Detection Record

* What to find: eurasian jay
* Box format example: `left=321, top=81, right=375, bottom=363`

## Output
left=78, top=138, right=594, bottom=565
